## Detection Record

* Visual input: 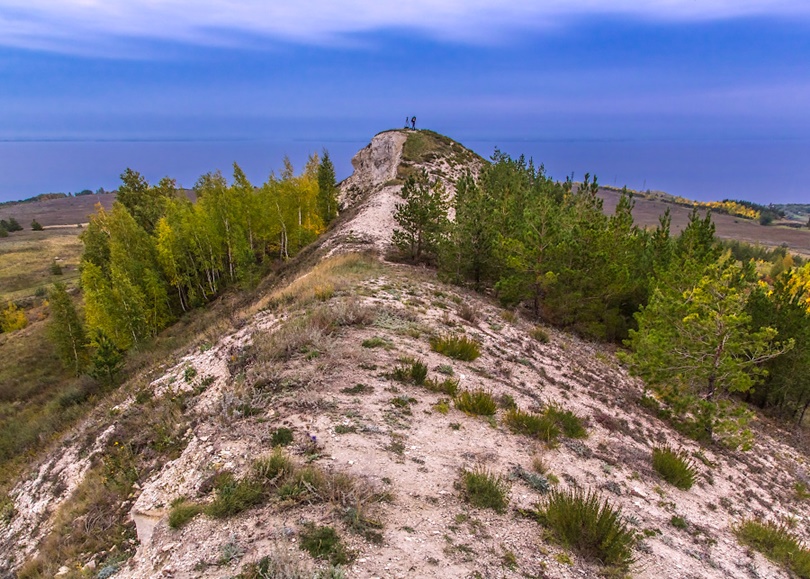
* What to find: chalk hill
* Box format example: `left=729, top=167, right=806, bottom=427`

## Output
left=1, top=129, right=808, bottom=579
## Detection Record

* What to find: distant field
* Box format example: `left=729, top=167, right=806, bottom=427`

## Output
left=0, top=193, right=115, bottom=227
left=0, top=227, right=84, bottom=302
left=600, top=189, right=810, bottom=257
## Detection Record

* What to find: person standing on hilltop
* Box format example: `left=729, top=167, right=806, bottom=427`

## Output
left=411, top=116, right=416, bottom=129
left=405, top=116, right=410, bottom=128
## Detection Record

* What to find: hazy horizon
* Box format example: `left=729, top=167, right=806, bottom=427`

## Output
left=1, top=134, right=808, bottom=206
left=2, top=1, right=809, bottom=205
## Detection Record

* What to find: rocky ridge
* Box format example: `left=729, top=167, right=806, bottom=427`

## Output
left=1, top=129, right=808, bottom=579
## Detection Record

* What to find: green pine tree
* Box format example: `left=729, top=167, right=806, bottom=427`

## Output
left=623, top=254, right=791, bottom=444
left=392, top=170, right=448, bottom=263
left=88, top=329, right=125, bottom=386
left=317, top=150, right=338, bottom=225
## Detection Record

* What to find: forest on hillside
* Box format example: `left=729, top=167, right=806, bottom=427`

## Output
left=391, top=151, right=810, bottom=446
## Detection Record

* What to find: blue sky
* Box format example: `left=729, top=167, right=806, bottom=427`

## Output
left=1, top=1, right=809, bottom=203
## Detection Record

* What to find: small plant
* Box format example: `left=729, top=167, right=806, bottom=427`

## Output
left=531, top=326, right=550, bottom=343
left=334, top=424, right=356, bottom=434
left=341, top=383, right=373, bottom=395
left=497, top=393, right=517, bottom=410
left=436, top=364, right=454, bottom=375
left=670, top=515, right=688, bottom=529
left=433, top=399, right=450, bottom=414
left=539, top=489, right=635, bottom=570
left=299, top=523, right=353, bottom=565
left=795, top=482, right=810, bottom=501
left=390, top=357, right=428, bottom=385
left=362, top=336, right=392, bottom=349
left=183, top=366, right=198, bottom=383
left=168, top=498, right=203, bottom=529
left=455, top=389, right=497, bottom=416
left=504, top=408, right=560, bottom=442
left=511, top=465, right=551, bottom=494
left=652, top=446, right=698, bottom=491
left=49, top=260, right=63, bottom=276
left=430, top=334, right=481, bottom=361
left=254, top=449, right=295, bottom=483
left=424, top=376, right=459, bottom=396
left=31, top=219, right=44, bottom=231
left=735, top=519, right=810, bottom=578
left=545, top=405, right=587, bottom=439
left=460, top=466, right=511, bottom=513
left=449, top=422, right=461, bottom=430
left=206, top=474, right=265, bottom=518
left=271, top=427, right=294, bottom=447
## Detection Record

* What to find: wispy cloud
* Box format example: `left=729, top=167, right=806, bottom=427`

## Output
left=1, top=0, right=809, bottom=53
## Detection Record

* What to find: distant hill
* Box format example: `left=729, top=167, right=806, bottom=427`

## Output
left=0, top=193, right=116, bottom=227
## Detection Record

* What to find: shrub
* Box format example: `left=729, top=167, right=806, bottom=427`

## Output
left=652, top=446, right=698, bottom=490
left=49, top=261, right=63, bottom=276
left=0, top=302, right=28, bottom=333
left=362, top=336, right=392, bottom=349
left=205, top=474, right=265, bottom=518
left=270, top=427, right=294, bottom=447
left=504, top=408, right=560, bottom=442
left=455, top=389, right=497, bottom=416
left=277, top=466, right=326, bottom=503
left=390, top=357, right=428, bottom=385
left=168, top=499, right=203, bottom=529
left=545, top=405, right=587, bottom=439
left=299, top=523, right=353, bottom=565
left=460, top=466, right=511, bottom=512
left=31, top=219, right=44, bottom=231
left=735, top=519, right=810, bottom=578
left=539, top=489, right=635, bottom=569
left=531, top=326, right=550, bottom=343
left=429, top=334, right=480, bottom=361
left=424, top=376, right=459, bottom=396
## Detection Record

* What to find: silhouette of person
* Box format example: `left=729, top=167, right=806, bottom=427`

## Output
left=405, top=116, right=409, bottom=128
left=411, top=116, right=416, bottom=129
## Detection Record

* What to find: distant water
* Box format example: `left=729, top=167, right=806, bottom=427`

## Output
left=1, top=138, right=808, bottom=205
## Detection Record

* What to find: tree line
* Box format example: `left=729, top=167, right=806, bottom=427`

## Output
left=392, top=152, right=810, bottom=445
left=47, top=152, right=338, bottom=381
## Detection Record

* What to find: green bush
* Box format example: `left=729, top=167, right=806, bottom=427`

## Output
left=735, top=519, right=810, bottom=578
left=390, top=357, right=428, bottom=385
left=531, top=326, right=550, bottom=343
left=362, top=336, right=392, bottom=349
left=460, top=466, right=511, bottom=513
left=539, top=489, right=635, bottom=570
left=424, top=376, right=459, bottom=396
left=505, top=405, right=587, bottom=442
left=254, top=449, right=294, bottom=483
left=277, top=466, right=326, bottom=502
left=270, top=427, right=294, bottom=447
left=455, top=389, right=497, bottom=416
left=299, top=523, right=353, bottom=565
left=429, top=334, right=480, bottom=361
left=205, top=474, right=265, bottom=518
left=545, top=405, right=587, bottom=439
left=652, top=446, right=698, bottom=490
left=168, top=499, right=203, bottom=529
left=504, top=409, right=560, bottom=442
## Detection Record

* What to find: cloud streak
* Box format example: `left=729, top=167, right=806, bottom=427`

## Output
left=2, top=0, right=809, bottom=53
